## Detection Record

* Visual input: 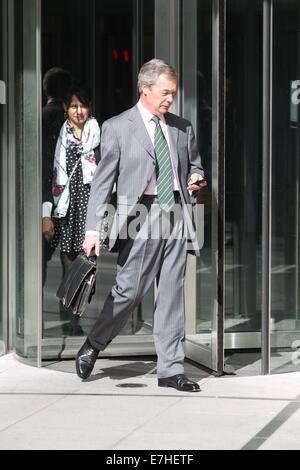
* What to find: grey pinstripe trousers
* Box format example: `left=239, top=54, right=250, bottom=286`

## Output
left=88, top=197, right=187, bottom=378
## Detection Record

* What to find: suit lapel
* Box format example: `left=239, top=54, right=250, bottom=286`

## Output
left=128, top=106, right=155, bottom=160
left=165, top=113, right=179, bottom=169
left=128, top=107, right=179, bottom=167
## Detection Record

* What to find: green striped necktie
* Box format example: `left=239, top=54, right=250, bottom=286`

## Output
left=152, top=115, right=175, bottom=212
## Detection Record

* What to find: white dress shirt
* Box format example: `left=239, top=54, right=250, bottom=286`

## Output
left=137, top=100, right=179, bottom=194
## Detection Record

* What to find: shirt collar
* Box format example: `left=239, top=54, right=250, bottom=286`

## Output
left=137, top=100, right=166, bottom=124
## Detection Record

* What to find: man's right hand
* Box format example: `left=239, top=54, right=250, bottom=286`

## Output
left=83, top=235, right=101, bottom=257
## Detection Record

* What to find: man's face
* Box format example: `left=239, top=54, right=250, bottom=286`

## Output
left=142, top=74, right=178, bottom=117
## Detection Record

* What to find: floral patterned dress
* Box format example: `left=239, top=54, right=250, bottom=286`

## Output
left=52, top=129, right=93, bottom=253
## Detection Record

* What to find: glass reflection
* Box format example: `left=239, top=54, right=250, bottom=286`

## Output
left=196, top=0, right=213, bottom=338
left=42, top=68, right=71, bottom=287
left=224, top=0, right=263, bottom=374
left=271, top=0, right=300, bottom=373
left=42, top=0, right=154, bottom=344
left=44, top=87, right=100, bottom=336
left=225, top=0, right=263, bottom=333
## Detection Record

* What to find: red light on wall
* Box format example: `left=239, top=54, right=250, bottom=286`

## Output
left=112, top=48, right=119, bottom=61
left=124, top=49, right=129, bottom=63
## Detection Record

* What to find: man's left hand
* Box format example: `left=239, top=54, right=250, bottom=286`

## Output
left=187, top=174, right=207, bottom=195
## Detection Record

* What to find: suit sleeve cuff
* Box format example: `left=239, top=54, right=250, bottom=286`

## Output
left=188, top=171, right=205, bottom=180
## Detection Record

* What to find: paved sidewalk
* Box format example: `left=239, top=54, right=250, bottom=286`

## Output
left=0, top=353, right=300, bottom=450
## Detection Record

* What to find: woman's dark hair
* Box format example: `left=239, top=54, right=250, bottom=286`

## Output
left=64, top=87, right=92, bottom=108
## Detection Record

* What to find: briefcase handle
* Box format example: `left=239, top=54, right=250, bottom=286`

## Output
left=79, top=250, right=97, bottom=265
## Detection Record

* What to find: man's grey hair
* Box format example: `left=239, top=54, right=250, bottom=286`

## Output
left=138, top=59, right=178, bottom=93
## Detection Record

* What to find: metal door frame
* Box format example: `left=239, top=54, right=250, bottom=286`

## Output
left=0, top=0, right=8, bottom=356
left=6, top=0, right=43, bottom=366
left=261, top=0, right=273, bottom=375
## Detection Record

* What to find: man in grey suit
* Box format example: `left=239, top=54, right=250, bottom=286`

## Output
left=76, top=59, right=207, bottom=392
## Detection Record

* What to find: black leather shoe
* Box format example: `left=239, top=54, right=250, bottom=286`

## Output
left=76, top=339, right=99, bottom=379
left=158, top=374, right=201, bottom=392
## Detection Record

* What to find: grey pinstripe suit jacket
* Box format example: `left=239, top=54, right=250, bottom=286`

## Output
left=85, top=105, right=205, bottom=255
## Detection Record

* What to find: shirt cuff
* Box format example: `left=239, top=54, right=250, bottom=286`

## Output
left=85, top=230, right=100, bottom=239
left=189, top=173, right=205, bottom=181
left=42, top=202, right=53, bottom=218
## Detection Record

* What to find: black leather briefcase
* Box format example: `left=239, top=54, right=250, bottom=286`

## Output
left=56, top=254, right=97, bottom=316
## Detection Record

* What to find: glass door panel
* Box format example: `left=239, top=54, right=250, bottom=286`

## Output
left=182, top=0, right=222, bottom=372
left=271, top=0, right=300, bottom=373
left=41, top=0, right=155, bottom=358
left=42, top=0, right=101, bottom=344
left=224, top=0, right=263, bottom=374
